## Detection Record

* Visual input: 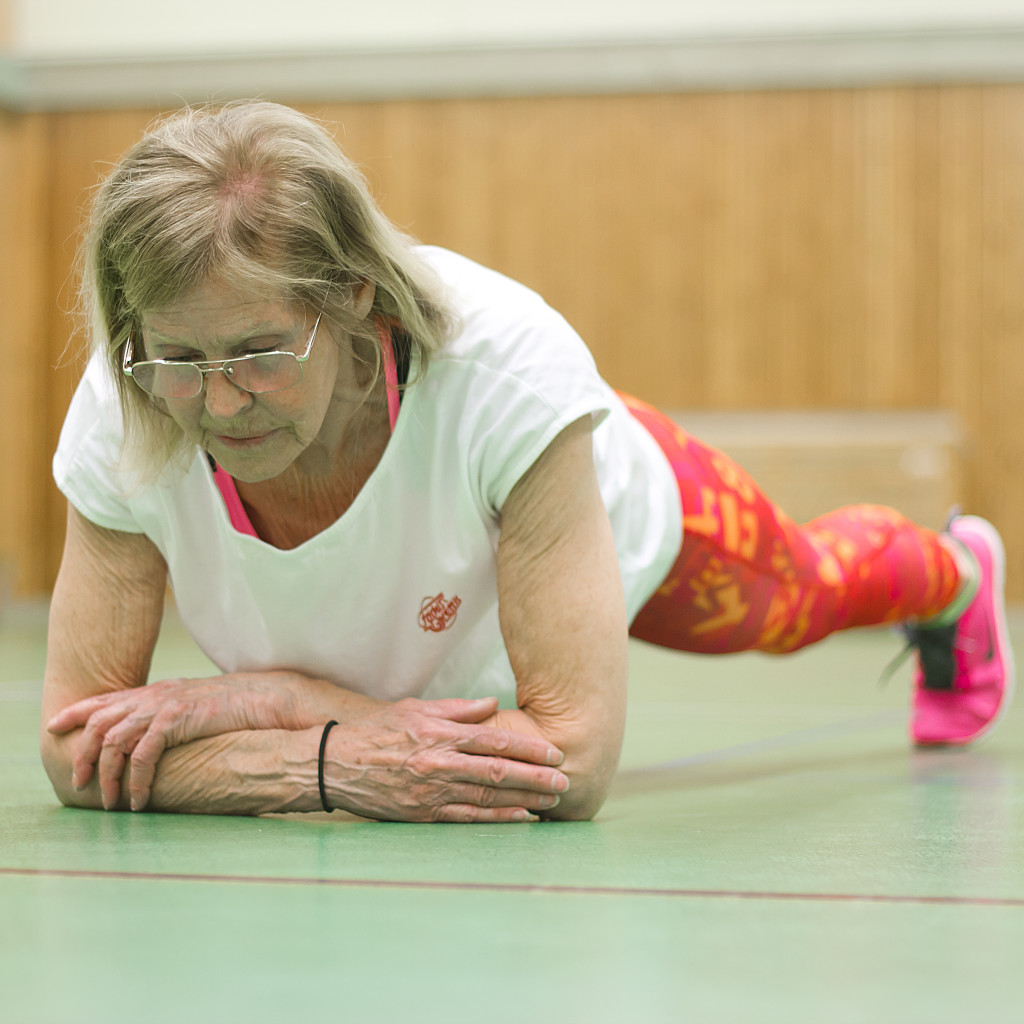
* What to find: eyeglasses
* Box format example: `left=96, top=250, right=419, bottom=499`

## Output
left=122, top=309, right=324, bottom=399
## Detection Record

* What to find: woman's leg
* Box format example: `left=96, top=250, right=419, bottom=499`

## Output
left=621, top=394, right=962, bottom=655
left=621, top=393, right=1012, bottom=747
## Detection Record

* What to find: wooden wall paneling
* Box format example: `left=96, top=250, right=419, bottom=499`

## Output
left=0, top=112, right=51, bottom=596
left=0, top=114, right=24, bottom=592
left=487, top=100, right=583, bottom=315
left=813, top=90, right=866, bottom=410
left=979, top=87, right=1024, bottom=600
left=765, top=92, right=815, bottom=407
left=499, top=98, right=630, bottom=369
left=857, top=89, right=911, bottom=407
left=625, top=94, right=713, bottom=410
left=934, top=87, right=985, bottom=518
left=699, top=91, right=748, bottom=409
left=604, top=94, right=714, bottom=407
left=43, top=109, right=162, bottom=585
left=741, top=92, right=797, bottom=407
left=825, top=89, right=878, bottom=408
left=907, top=88, right=945, bottom=410
left=19, top=88, right=1024, bottom=599
left=311, top=99, right=503, bottom=280
left=419, top=99, right=511, bottom=263
left=824, top=91, right=868, bottom=406
left=777, top=91, right=851, bottom=407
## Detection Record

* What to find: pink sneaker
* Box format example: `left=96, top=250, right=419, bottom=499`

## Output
left=908, top=516, right=1015, bottom=746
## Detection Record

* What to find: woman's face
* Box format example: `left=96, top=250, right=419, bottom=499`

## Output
left=140, top=277, right=362, bottom=483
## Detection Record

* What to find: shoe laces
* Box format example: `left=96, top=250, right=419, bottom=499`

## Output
left=879, top=622, right=957, bottom=690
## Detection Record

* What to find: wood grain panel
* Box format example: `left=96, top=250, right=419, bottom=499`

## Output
left=976, top=88, right=1024, bottom=601
left=40, top=110, right=161, bottom=585
left=0, top=111, right=50, bottom=596
left=1, top=88, right=1022, bottom=598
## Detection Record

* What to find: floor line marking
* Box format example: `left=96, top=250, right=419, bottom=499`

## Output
left=1, top=866, right=1020, bottom=908
left=617, top=708, right=904, bottom=779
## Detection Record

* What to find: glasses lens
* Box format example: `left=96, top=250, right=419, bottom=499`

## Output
left=228, top=353, right=302, bottom=394
left=131, top=362, right=203, bottom=398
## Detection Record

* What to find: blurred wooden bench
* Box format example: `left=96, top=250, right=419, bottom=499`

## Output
left=667, top=410, right=962, bottom=531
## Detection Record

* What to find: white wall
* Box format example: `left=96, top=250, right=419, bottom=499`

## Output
left=11, top=0, right=1024, bottom=57
left=5, top=0, right=1024, bottom=110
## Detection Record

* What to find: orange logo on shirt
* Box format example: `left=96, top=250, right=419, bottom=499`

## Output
left=419, top=593, right=462, bottom=632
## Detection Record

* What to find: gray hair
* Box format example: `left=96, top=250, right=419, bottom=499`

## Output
left=81, top=100, right=454, bottom=478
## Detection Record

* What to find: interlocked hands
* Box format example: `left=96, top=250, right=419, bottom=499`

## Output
left=46, top=680, right=568, bottom=821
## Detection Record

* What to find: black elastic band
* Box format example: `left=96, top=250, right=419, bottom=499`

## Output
left=318, top=720, right=339, bottom=812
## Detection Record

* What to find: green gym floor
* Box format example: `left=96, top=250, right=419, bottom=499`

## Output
left=1, top=602, right=1021, bottom=1024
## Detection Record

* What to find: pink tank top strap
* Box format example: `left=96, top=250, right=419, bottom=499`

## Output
left=377, top=318, right=401, bottom=433
left=212, top=464, right=259, bottom=537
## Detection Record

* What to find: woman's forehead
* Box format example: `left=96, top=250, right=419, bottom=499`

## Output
left=142, top=278, right=299, bottom=333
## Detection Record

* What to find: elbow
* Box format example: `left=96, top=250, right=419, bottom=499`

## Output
left=39, top=729, right=96, bottom=809
left=539, top=765, right=612, bottom=822
left=517, top=707, right=622, bottom=823
left=39, top=732, right=75, bottom=807
left=543, top=802, right=602, bottom=823
left=43, top=765, right=79, bottom=810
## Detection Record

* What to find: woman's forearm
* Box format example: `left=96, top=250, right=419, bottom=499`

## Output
left=495, top=420, right=631, bottom=823
left=174, top=669, right=385, bottom=732
left=42, top=667, right=388, bottom=812
left=42, top=724, right=323, bottom=815
left=42, top=698, right=571, bottom=823
left=155, top=667, right=385, bottom=733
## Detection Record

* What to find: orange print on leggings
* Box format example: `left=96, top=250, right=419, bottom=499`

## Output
left=617, top=393, right=961, bottom=656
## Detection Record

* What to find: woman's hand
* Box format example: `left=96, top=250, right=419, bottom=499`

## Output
left=47, top=681, right=569, bottom=821
left=323, top=696, right=569, bottom=823
left=46, top=675, right=300, bottom=811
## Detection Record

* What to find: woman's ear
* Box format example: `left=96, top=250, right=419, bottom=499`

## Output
left=354, top=280, right=376, bottom=319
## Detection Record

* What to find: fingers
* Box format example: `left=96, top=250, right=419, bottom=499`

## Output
left=96, top=703, right=188, bottom=810
left=47, top=693, right=119, bottom=734
left=447, top=753, right=570, bottom=796
left=433, top=805, right=541, bottom=824
left=69, top=704, right=141, bottom=790
left=447, top=782, right=561, bottom=813
left=52, top=689, right=187, bottom=802
left=126, top=711, right=176, bottom=811
left=428, top=772, right=571, bottom=822
left=456, top=726, right=564, bottom=768
left=416, top=699, right=566, bottom=767
left=416, top=696, right=500, bottom=723
left=97, top=742, right=126, bottom=810
left=95, top=712, right=158, bottom=809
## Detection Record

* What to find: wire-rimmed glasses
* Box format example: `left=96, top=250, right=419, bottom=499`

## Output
left=122, top=309, right=325, bottom=399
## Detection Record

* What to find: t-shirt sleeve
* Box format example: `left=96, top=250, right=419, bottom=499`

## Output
left=52, top=357, right=145, bottom=534
left=457, top=308, right=613, bottom=516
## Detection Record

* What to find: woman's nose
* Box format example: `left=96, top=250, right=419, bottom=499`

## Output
left=203, top=367, right=253, bottom=419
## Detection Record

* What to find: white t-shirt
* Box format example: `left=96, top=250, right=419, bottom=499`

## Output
left=53, top=248, right=681, bottom=706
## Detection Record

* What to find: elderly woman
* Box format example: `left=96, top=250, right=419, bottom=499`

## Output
left=42, top=102, right=1013, bottom=823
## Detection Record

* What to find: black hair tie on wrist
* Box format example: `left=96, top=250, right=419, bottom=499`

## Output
left=318, top=720, right=339, bottom=813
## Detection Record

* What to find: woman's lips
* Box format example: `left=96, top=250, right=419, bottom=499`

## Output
left=214, top=431, right=274, bottom=449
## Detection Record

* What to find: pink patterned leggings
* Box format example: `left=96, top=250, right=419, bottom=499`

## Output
left=623, top=394, right=960, bottom=655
